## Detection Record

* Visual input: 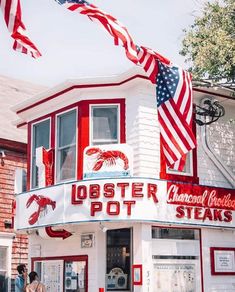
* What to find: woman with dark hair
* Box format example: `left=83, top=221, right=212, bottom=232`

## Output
left=15, top=264, right=27, bottom=292
left=26, top=271, right=46, bottom=292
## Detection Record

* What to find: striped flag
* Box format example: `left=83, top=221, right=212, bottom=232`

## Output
left=0, top=0, right=41, bottom=58
left=137, top=46, right=196, bottom=171
left=55, top=0, right=138, bottom=64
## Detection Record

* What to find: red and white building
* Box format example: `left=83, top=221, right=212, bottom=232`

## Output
left=13, top=68, right=235, bottom=292
left=0, top=75, right=45, bottom=292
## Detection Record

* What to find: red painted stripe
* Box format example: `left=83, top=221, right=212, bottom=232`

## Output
left=16, top=75, right=149, bottom=114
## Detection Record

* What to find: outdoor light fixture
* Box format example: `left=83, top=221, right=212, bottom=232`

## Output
left=195, top=98, right=225, bottom=126
left=0, top=149, right=6, bottom=166
left=99, top=222, right=108, bottom=233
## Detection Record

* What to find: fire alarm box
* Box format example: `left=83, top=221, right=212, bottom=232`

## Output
left=106, top=267, right=128, bottom=290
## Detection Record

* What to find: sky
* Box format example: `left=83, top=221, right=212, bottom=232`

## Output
left=0, top=0, right=208, bottom=86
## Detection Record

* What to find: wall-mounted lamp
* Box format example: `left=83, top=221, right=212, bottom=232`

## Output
left=195, top=97, right=225, bottom=126
left=99, top=222, right=108, bottom=233
left=0, top=149, right=6, bottom=166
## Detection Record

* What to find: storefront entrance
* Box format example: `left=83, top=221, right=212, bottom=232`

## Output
left=106, top=228, right=131, bottom=291
left=152, top=227, right=202, bottom=292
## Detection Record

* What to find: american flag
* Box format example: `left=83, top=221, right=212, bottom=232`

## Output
left=0, top=0, right=41, bottom=58
left=55, top=0, right=138, bottom=64
left=137, top=46, right=196, bottom=171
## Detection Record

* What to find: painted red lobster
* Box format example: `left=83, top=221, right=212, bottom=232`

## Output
left=85, top=147, right=129, bottom=171
left=26, top=194, right=56, bottom=225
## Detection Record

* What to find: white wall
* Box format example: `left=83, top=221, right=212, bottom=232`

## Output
left=201, top=228, right=235, bottom=292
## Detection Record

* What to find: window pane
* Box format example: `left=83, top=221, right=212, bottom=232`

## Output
left=58, top=111, right=76, bottom=147
left=167, top=151, right=192, bottom=175
left=65, top=261, right=86, bottom=292
left=32, top=119, right=50, bottom=188
left=33, top=120, right=50, bottom=150
left=152, top=227, right=198, bottom=240
left=59, top=146, right=76, bottom=181
left=92, top=107, right=118, bottom=142
left=0, top=247, right=7, bottom=270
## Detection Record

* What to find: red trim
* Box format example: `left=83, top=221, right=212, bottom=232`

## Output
left=17, top=122, right=27, bottom=128
left=199, top=229, right=204, bottom=292
left=17, top=75, right=148, bottom=114
left=193, top=88, right=234, bottom=101
left=132, top=264, right=143, bottom=285
left=32, top=255, right=88, bottom=292
left=210, top=247, right=235, bottom=276
left=27, top=123, right=31, bottom=191
left=27, top=99, right=126, bottom=186
left=0, top=138, right=27, bottom=153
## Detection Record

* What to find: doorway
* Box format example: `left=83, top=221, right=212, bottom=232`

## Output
left=106, top=228, right=131, bottom=291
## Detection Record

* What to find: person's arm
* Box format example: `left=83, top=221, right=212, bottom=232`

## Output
left=41, top=283, right=47, bottom=292
left=22, top=271, right=28, bottom=292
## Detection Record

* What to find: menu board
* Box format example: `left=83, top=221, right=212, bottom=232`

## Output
left=42, top=260, right=63, bottom=292
left=154, top=263, right=196, bottom=292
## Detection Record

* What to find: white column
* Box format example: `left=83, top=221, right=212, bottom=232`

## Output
left=133, top=223, right=153, bottom=292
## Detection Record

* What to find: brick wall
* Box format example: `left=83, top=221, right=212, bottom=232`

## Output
left=0, top=139, right=28, bottom=291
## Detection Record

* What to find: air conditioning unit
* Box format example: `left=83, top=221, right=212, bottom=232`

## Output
left=106, top=267, right=128, bottom=290
left=65, top=277, right=72, bottom=289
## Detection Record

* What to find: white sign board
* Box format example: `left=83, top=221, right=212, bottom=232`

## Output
left=83, top=144, right=133, bottom=179
left=15, top=178, right=235, bottom=230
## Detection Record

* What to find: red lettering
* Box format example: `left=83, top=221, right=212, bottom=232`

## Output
left=147, top=183, right=158, bottom=203
left=186, top=207, right=193, bottom=219
left=90, top=202, right=102, bottom=216
left=76, top=185, right=87, bottom=203
left=194, top=207, right=203, bottom=220
left=107, top=201, right=120, bottom=215
left=104, top=183, right=115, bottom=198
left=213, top=209, right=223, bottom=221
left=123, top=200, right=136, bottom=215
left=203, top=208, right=213, bottom=221
left=117, top=183, right=129, bottom=198
left=224, top=211, right=232, bottom=222
left=132, top=183, right=144, bottom=197
left=176, top=206, right=185, bottom=218
left=89, top=184, right=100, bottom=199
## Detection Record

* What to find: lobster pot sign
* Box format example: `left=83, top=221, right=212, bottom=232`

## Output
left=83, top=144, right=133, bottom=179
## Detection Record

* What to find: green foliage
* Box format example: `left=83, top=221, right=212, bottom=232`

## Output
left=180, top=0, right=235, bottom=82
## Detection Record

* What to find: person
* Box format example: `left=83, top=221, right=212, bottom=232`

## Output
left=15, top=264, right=27, bottom=292
left=26, top=271, right=46, bottom=292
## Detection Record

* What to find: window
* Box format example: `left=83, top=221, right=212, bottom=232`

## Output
left=91, top=106, right=119, bottom=145
left=106, top=228, right=131, bottom=291
left=152, top=227, right=199, bottom=240
left=0, top=247, right=8, bottom=292
left=32, top=256, right=88, bottom=292
left=167, top=151, right=193, bottom=176
left=56, top=109, right=77, bottom=182
left=32, top=119, right=50, bottom=188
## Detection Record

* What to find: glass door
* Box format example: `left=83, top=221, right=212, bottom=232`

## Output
left=106, top=228, right=131, bottom=291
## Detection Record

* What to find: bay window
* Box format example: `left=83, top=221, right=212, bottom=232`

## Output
left=31, top=119, right=50, bottom=188
left=56, top=109, right=77, bottom=182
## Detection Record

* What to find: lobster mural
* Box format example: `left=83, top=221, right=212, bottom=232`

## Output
left=86, top=147, right=129, bottom=171
left=26, top=194, right=56, bottom=225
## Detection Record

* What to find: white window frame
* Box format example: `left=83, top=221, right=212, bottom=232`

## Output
left=0, top=233, right=14, bottom=292
left=89, top=104, right=120, bottom=145
left=166, top=150, right=193, bottom=177
left=55, top=107, right=78, bottom=183
left=30, top=118, right=51, bottom=189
